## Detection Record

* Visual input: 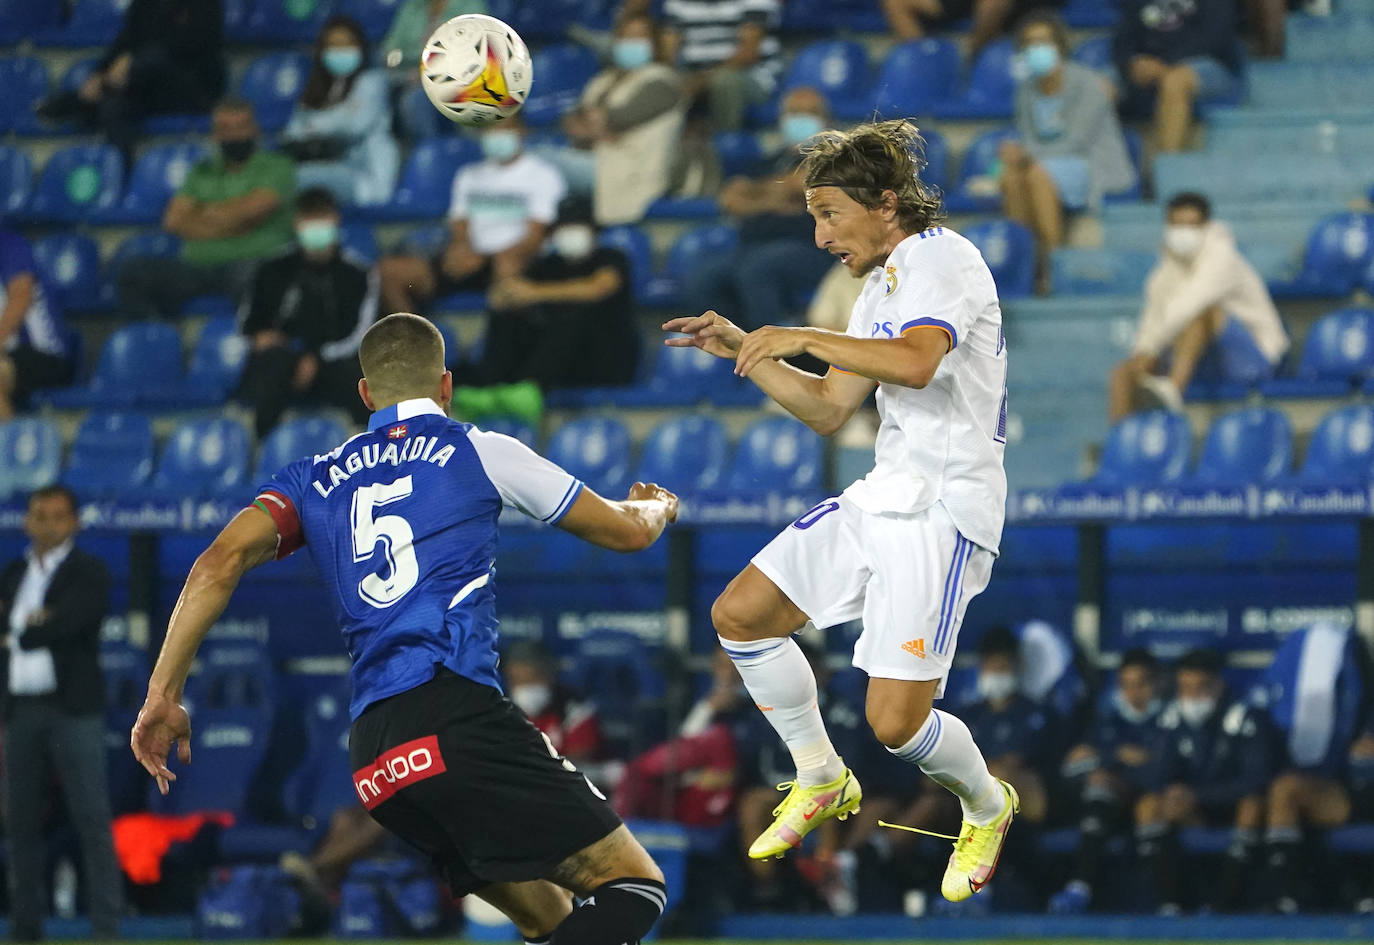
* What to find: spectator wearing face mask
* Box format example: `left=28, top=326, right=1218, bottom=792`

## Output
left=1108, top=192, right=1288, bottom=422
left=1135, top=648, right=1274, bottom=914
left=1049, top=648, right=1162, bottom=914
left=278, top=15, right=400, bottom=207
left=502, top=641, right=606, bottom=774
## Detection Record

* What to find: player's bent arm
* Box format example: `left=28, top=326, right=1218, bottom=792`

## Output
left=746, top=360, right=876, bottom=436
left=556, top=486, right=677, bottom=553
left=801, top=326, right=950, bottom=390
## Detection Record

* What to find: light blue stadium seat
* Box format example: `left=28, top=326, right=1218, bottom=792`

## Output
left=1245, top=60, right=1374, bottom=113
left=872, top=38, right=960, bottom=119
left=1191, top=407, right=1292, bottom=485
left=933, top=38, right=1016, bottom=119
left=100, top=230, right=180, bottom=309
left=946, top=127, right=1018, bottom=213
left=32, top=233, right=102, bottom=313
left=1071, top=35, right=1114, bottom=74
left=1288, top=212, right=1374, bottom=297
left=0, top=418, right=62, bottom=499
left=22, top=144, right=123, bottom=224
left=239, top=52, right=311, bottom=133
left=523, top=45, right=599, bottom=127
left=99, top=142, right=206, bottom=225
left=254, top=415, right=350, bottom=483
left=362, top=136, right=481, bottom=222
left=963, top=219, right=1034, bottom=299
left=1263, top=307, right=1374, bottom=398
left=598, top=225, right=654, bottom=302
left=479, top=417, right=537, bottom=448
left=1155, top=151, right=1360, bottom=206
left=0, top=57, right=49, bottom=135
left=33, top=0, right=128, bottom=46
left=1298, top=403, right=1374, bottom=485
left=0, top=146, right=33, bottom=217
left=243, top=0, right=333, bottom=43
left=0, top=0, right=62, bottom=44
left=182, top=316, right=250, bottom=407
left=647, top=222, right=739, bottom=307
left=635, top=416, right=730, bottom=492
left=338, top=0, right=409, bottom=40
left=151, top=417, right=252, bottom=501
left=1092, top=410, right=1191, bottom=487
left=43, top=322, right=184, bottom=409
left=340, top=222, right=380, bottom=263
left=1285, top=13, right=1374, bottom=61
left=1050, top=248, right=1155, bottom=295
left=781, top=41, right=870, bottom=120
left=728, top=416, right=823, bottom=492
left=713, top=131, right=762, bottom=178
left=62, top=412, right=155, bottom=501
left=546, top=417, right=633, bottom=497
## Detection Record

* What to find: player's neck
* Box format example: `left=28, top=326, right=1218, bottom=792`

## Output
left=879, top=226, right=915, bottom=265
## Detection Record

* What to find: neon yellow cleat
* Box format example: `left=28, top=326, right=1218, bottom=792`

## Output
left=748, top=766, right=862, bottom=860
left=941, top=779, right=1019, bottom=902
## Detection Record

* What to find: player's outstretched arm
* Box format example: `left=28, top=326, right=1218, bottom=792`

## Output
left=131, top=508, right=279, bottom=795
left=557, top=482, right=679, bottom=553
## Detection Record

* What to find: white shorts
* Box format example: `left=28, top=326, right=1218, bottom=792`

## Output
left=751, top=497, right=994, bottom=697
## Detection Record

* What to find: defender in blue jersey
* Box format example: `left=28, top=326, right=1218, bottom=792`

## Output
left=132, top=314, right=679, bottom=945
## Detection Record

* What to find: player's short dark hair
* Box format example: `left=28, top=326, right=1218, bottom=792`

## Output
left=1176, top=648, right=1223, bottom=677
left=1166, top=191, right=1211, bottom=222
left=1014, top=8, right=1071, bottom=53
left=976, top=625, right=1019, bottom=660
left=1120, top=647, right=1158, bottom=674
left=359, top=313, right=446, bottom=403
left=799, top=119, right=945, bottom=234
left=295, top=186, right=338, bottom=216
left=28, top=483, right=79, bottom=514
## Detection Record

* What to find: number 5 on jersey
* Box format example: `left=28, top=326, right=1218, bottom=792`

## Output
left=352, top=476, right=420, bottom=607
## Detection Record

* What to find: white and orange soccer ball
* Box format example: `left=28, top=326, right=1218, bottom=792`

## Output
left=420, top=14, right=533, bottom=126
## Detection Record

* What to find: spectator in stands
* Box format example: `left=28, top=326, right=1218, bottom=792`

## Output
left=1113, top=0, right=1243, bottom=152
left=118, top=98, right=296, bottom=320
left=377, top=116, right=566, bottom=314
left=1108, top=192, right=1288, bottom=422
left=502, top=641, right=607, bottom=775
left=1134, top=648, right=1273, bottom=914
left=1049, top=648, right=1162, bottom=914
left=681, top=86, right=830, bottom=332
left=234, top=187, right=378, bottom=437
left=0, top=230, right=74, bottom=421
left=381, top=0, right=490, bottom=139
left=562, top=11, right=686, bottom=224
left=880, top=0, right=1064, bottom=62
left=661, top=0, right=783, bottom=131
left=1, top=485, right=122, bottom=941
left=34, top=0, right=227, bottom=167
left=1002, top=10, right=1136, bottom=294
left=279, top=15, right=400, bottom=208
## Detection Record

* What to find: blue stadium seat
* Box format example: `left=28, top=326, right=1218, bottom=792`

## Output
left=781, top=41, right=870, bottom=121
left=946, top=127, right=1018, bottom=213
left=281, top=680, right=358, bottom=833
left=1288, top=212, right=1374, bottom=297
left=151, top=704, right=273, bottom=815
left=598, top=225, right=654, bottom=302
left=872, top=39, right=960, bottom=119
left=63, top=412, right=155, bottom=501
left=242, top=0, right=333, bottom=43
left=254, top=415, right=350, bottom=483
left=606, top=342, right=752, bottom=408
left=962, top=219, right=1034, bottom=299
left=782, top=0, right=886, bottom=32
left=22, top=144, right=124, bottom=223
left=490, top=0, right=611, bottom=40
left=565, top=629, right=665, bottom=750
left=100, top=641, right=150, bottom=813
left=933, top=38, right=1017, bottom=119
left=1071, top=35, right=1114, bottom=74
left=728, top=416, right=823, bottom=492
left=1050, top=248, right=1156, bottom=295
left=714, top=131, right=763, bottom=179
left=1263, top=307, right=1374, bottom=398
left=239, top=52, right=311, bottom=133
left=181, top=316, right=250, bottom=407
left=919, top=126, right=949, bottom=193
left=338, top=0, right=409, bottom=40
left=0, top=146, right=34, bottom=216
left=0, top=0, right=62, bottom=44
left=151, top=417, right=253, bottom=501
left=1192, top=407, right=1292, bottom=485
left=43, top=322, right=184, bottom=409
left=546, top=417, right=632, bottom=497
left=1062, top=0, right=1121, bottom=27
left=635, top=416, right=730, bottom=492
left=1106, top=127, right=1144, bottom=203
left=1298, top=403, right=1374, bottom=485
left=99, top=142, right=206, bottom=225
left=648, top=222, right=739, bottom=306
left=33, top=0, right=128, bottom=46
left=523, top=45, right=599, bottom=127
left=100, top=230, right=180, bottom=309
left=1092, top=410, right=1191, bottom=486
left=32, top=233, right=102, bottom=313
left=340, top=222, right=380, bottom=263
left=479, top=417, right=537, bottom=448
left=0, top=418, right=62, bottom=499
left=362, top=136, right=481, bottom=222
left=0, top=57, right=49, bottom=135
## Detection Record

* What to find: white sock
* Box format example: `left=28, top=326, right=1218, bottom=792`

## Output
left=888, top=708, right=1005, bottom=825
left=719, top=635, right=843, bottom=786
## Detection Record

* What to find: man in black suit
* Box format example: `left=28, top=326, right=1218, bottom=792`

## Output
left=1, top=485, right=121, bottom=941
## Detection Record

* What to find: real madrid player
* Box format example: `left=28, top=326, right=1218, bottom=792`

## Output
left=132, top=314, right=678, bottom=945
left=665, top=120, right=1016, bottom=902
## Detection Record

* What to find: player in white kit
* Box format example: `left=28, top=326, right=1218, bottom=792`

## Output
left=664, top=120, right=1016, bottom=902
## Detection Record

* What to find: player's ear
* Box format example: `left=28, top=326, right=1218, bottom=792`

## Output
left=438, top=370, right=453, bottom=409
left=358, top=377, right=376, bottom=412
left=880, top=189, right=899, bottom=221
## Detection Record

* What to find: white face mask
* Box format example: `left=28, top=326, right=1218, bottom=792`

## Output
left=551, top=224, right=596, bottom=261
left=1164, top=224, right=1205, bottom=259
left=977, top=671, right=1018, bottom=703
left=1113, top=690, right=1159, bottom=725
left=1177, top=696, right=1216, bottom=728
left=511, top=683, right=553, bottom=716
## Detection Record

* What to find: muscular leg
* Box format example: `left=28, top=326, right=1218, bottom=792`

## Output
left=1025, top=161, right=1066, bottom=250
left=379, top=255, right=437, bottom=315
left=1167, top=304, right=1226, bottom=393
left=543, top=825, right=667, bottom=945
left=477, top=880, right=575, bottom=941
left=310, top=806, right=389, bottom=889
left=1155, top=64, right=1200, bottom=153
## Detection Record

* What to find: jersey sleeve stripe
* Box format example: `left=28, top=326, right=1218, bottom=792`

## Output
left=251, top=489, right=304, bottom=559
left=543, top=479, right=584, bottom=524
left=830, top=366, right=858, bottom=375
left=900, top=317, right=957, bottom=349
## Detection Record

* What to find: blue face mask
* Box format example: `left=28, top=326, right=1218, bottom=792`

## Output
left=296, top=219, right=339, bottom=252
left=780, top=112, right=824, bottom=145
left=612, top=38, right=654, bottom=71
left=481, top=129, right=522, bottom=162
left=1023, top=43, right=1060, bottom=78
left=322, top=46, right=363, bottom=78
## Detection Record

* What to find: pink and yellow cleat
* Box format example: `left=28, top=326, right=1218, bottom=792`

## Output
left=940, top=779, right=1019, bottom=901
left=747, top=766, right=863, bottom=860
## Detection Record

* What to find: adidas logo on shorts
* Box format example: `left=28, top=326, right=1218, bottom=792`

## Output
left=901, top=639, right=926, bottom=658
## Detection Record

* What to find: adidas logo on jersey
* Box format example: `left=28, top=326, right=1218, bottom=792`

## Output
left=901, top=639, right=926, bottom=658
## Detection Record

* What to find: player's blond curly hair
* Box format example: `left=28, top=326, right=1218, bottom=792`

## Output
left=799, top=119, right=945, bottom=235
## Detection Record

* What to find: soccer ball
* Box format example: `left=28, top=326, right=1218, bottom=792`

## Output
left=420, top=14, right=533, bottom=126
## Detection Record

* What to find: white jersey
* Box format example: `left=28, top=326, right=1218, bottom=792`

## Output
left=839, top=227, right=1008, bottom=554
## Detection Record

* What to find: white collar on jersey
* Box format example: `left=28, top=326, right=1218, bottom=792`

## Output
left=366, top=397, right=448, bottom=432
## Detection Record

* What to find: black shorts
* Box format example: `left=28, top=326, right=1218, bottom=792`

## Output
left=430, top=254, right=492, bottom=298
left=349, top=668, right=621, bottom=895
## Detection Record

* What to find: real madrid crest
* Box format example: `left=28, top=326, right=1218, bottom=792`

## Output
left=884, top=265, right=898, bottom=296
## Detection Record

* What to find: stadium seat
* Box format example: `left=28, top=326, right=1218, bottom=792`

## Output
left=31, top=233, right=103, bottom=313
left=181, top=316, right=250, bottom=407
left=871, top=39, right=960, bottom=119
left=100, top=641, right=151, bottom=813
left=100, top=230, right=180, bottom=310
left=546, top=417, right=632, bottom=497
left=151, top=702, right=273, bottom=815
left=1288, top=212, right=1374, bottom=297
left=933, top=38, right=1017, bottom=119
left=918, top=127, right=949, bottom=193
left=280, top=679, right=358, bottom=834
left=1263, top=307, right=1374, bottom=398
left=1285, top=12, right=1374, bottom=61
left=1191, top=407, right=1293, bottom=485
left=340, top=222, right=380, bottom=263
left=0, top=57, right=49, bottom=135
left=1091, top=410, right=1191, bottom=487
left=648, top=222, right=740, bottom=307
left=239, top=52, right=311, bottom=133
left=598, top=225, right=654, bottom=302
left=361, top=136, right=481, bottom=222
left=1071, top=35, right=1114, bottom=74
left=0, top=146, right=34, bottom=216
left=99, top=142, right=206, bottom=225
left=713, top=131, right=762, bottom=179
left=781, top=41, right=871, bottom=121
left=254, top=415, right=350, bottom=483
left=0, top=418, right=61, bottom=499
left=22, top=144, right=124, bottom=223
left=63, top=412, right=155, bottom=501
left=782, top=0, right=886, bottom=32
left=242, top=0, right=333, bottom=43
left=602, top=341, right=753, bottom=409
left=42, top=322, right=184, bottom=409
left=635, top=416, right=730, bottom=492
left=1049, top=248, right=1156, bottom=295
left=0, top=0, right=62, bottom=44
left=727, top=416, right=823, bottom=492
left=1297, top=403, right=1374, bottom=485
left=479, top=417, right=537, bottom=448
left=946, top=127, right=1018, bottom=213
left=489, top=0, right=612, bottom=40
left=33, top=0, right=128, bottom=46
left=962, top=219, right=1034, bottom=299
left=151, top=417, right=253, bottom=501
left=565, top=629, right=665, bottom=751
left=338, top=0, right=409, bottom=40
left=1106, top=127, right=1144, bottom=203
left=1062, top=0, right=1121, bottom=27
left=522, top=45, right=599, bottom=127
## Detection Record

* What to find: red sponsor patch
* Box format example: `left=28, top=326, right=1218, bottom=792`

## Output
left=352, top=735, right=446, bottom=810
left=387, top=424, right=408, bottom=439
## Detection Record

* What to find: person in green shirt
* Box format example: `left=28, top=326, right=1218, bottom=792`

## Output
left=383, top=0, right=488, bottom=139
left=117, top=98, right=296, bottom=318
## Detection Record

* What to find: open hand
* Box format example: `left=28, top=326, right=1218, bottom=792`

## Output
left=663, top=311, right=745, bottom=361
left=734, top=325, right=814, bottom=377
left=131, top=692, right=192, bottom=796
